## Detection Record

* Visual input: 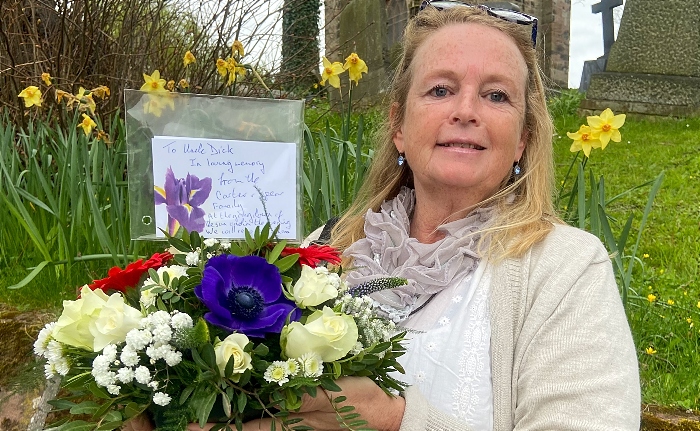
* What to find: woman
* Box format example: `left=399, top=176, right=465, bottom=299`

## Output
left=134, top=2, right=639, bottom=430
left=274, top=2, right=639, bottom=430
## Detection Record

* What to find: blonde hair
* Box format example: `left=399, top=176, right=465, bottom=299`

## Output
left=332, top=6, right=559, bottom=260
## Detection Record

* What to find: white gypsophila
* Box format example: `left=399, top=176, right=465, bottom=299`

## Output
left=163, top=349, right=183, bottom=366
left=185, top=251, right=199, bottom=266
left=170, top=312, right=193, bottom=330
left=148, top=381, right=159, bottom=390
left=140, top=288, right=157, bottom=308
left=203, top=238, right=218, bottom=248
left=151, top=324, right=172, bottom=344
left=147, top=310, right=172, bottom=328
left=219, top=240, right=231, bottom=250
left=116, top=367, right=135, bottom=384
left=285, top=359, right=300, bottom=377
left=121, top=346, right=139, bottom=367
left=351, top=341, right=364, bottom=355
left=126, top=328, right=152, bottom=351
left=134, top=366, right=151, bottom=385
left=102, top=344, right=118, bottom=362
left=264, top=361, right=291, bottom=386
left=153, top=392, right=171, bottom=406
left=93, top=369, right=117, bottom=388
left=298, top=352, right=323, bottom=378
left=107, top=384, right=120, bottom=395
left=206, top=252, right=213, bottom=259
left=33, top=322, right=56, bottom=358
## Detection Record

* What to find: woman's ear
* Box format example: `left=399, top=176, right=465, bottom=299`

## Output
left=390, top=103, right=405, bottom=153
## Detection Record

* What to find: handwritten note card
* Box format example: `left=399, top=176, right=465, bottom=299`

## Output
left=151, top=135, right=298, bottom=240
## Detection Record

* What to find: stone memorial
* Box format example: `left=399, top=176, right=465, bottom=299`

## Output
left=579, top=0, right=623, bottom=92
left=582, top=0, right=700, bottom=116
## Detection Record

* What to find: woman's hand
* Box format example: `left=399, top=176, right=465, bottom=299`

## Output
left=187, top=376, right=405, bottom=431
left=121, top=414, right=154, bottom=431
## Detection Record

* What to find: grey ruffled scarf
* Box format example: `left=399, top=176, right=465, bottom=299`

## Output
left=343, top=187, right=494, bottom=322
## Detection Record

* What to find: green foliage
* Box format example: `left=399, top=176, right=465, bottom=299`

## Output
left=281, top=0, right=322, bottom=92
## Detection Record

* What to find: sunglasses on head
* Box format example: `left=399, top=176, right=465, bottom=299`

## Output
left=419, top=0, right=538, bottom=48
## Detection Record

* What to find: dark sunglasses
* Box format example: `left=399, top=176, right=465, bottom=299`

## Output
left=419, top=0, right=538, bottom=48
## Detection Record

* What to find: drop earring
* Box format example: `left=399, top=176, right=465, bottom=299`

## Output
left=398, top=153, right=406, bottom=166
left=513, top=162, right=522, bottom=175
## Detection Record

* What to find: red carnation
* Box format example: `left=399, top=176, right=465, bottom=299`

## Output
left=281, top=244, right=341, bottom=267
left=88, top=252, right=173, bottom=294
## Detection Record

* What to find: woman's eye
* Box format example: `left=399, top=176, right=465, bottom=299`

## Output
left=431, top=85, right=449, bottom=97
left=489, top=91, right=508, bottom=103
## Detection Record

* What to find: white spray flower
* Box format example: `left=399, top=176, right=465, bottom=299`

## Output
left=134, top=366, right=151, bottom=385
left=153, top=392, right=171, bottom=406
left=203, top=238, right=218, bottom=248
left=264, top=361, right=291, bottom=386
left=34, top=322, right=56, bottom=358
left=185, top=252, right=199, bottom=266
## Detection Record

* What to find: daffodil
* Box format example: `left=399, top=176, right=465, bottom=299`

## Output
left=587, top=108, right=625, bottom=149
left=90, top=86, right=110, bottom=99
left=166, top=80, right=175, bottom=91
left=41, top=72, right=52, bottom=86
left=232, top=40, right=244, bottom=57
left=78, top=114, right=97, bottom=136
left=140, top=70, right=169, bottom=93
left=183, top=50, right=196, bottom=67
left=647, top=293, right=656, bottom=303
left=320, top=57, right=344, bottom=89
left=216, top=58, right=228, bottom=78
left=567, top=124, right=602, bottom=158
left=645, top=347, right=657, bottom=355
left=143, top=94, right=174, bottom=117
left=343, top=53, right=368, bottom=85
left=178, top=79, right=189, bottom=89
left=18, top=86, right=42, bottom=107
left=55, top=89, right=71, bottom=103
left=96, top=130, right=111, bottom=144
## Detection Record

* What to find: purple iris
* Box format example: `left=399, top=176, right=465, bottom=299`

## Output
left=154, top=167, right=212, bottom=235
left=194, top=254, right=301, bottom=337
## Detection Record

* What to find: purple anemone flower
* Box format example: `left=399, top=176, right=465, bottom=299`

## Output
left=194, top=254, right=301, bottom=337
left=154, top=167, right=212, bottom=235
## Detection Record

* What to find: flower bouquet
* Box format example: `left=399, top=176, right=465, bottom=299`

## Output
left=34, top=224, right=407, bottom=431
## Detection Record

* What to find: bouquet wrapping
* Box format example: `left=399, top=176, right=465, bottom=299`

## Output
left=34, top=225, right=406, bottom=431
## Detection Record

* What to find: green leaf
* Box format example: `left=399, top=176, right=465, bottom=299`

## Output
left=237, top=391, right=247, bottom=413
left=320, top=378, right=342, bottom=392
left=48, top=399, right=77, bottom=411
left=201, top=343, right=218, bottom=369
left=274, top=254, right=298, bottom=273
left=169, top=236, right=192, bottom=253
left=50, top=420, right=95, bottom=431
left=266, top=240, right=288, bottom=264
left=70, top=401, right=100, bottom=415
left=196, top=391, right=218, bottom=428
left=7, top=260, right=50, bottom=289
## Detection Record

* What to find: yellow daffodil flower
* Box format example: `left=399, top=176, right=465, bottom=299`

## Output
left=183, top=50, right=196, bottom=67
left=232, top=40, right=244, bottom=57
left=235, top=65, right=247, bottom=79
left=647, top=293, right=657, bottom=303
left=226, top=58, right=239, bottom=86
left=78, top=113, right=97, bottom=136
left=216, top=58, right=228, bottom=78
left=343, top=52, right=368, bottom=85
left=90, top=86, right=110, bottom=99
left=567, top=124, right=602, bottom=158
left=587, top=108, right=625, bottom=149
left=166, top=80, right=175, bottom=91
left=143, top=94, right=174, bottom=117
left=82, top=93, right=96, bottom=115
left=55, top=89, right=71, bottom=104
left=41, top=72, right=52, bottom=86
left=96, top=130, right=111, bottom=144
left=320, top=57, right=344, bottom=89
left=140, top=70, right=169, bottom=93
left=645, top=347, right=657, bottom=355
left=18, top=86, right=42, bottom=107
left=178, top=79, right=189, bottom=89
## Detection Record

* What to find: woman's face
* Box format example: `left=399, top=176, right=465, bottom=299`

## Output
left=393, top=23, right=528, bottom=204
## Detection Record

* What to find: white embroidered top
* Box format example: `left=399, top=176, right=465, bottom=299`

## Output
left=400, top=260, right=493, bottom=431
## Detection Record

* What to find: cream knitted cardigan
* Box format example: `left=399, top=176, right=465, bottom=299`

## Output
left=398, top=224, right=641, bottom=431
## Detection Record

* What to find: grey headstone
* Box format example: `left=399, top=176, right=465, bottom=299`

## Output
left=582, top=0, right=700, bottom=116
left=579, top=56, right=607, bottom=92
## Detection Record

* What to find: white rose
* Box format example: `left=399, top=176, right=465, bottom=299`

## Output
left=52, top=286, right=142, bottom=352
left=291, top=265, right=340, bottom=308
left=283, top=306, right=358, bottom=362
left=214, top=333, right=252, bottom=382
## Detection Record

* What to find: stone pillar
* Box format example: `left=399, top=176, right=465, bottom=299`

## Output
left=582, top=0, right=700, bottom=116
left=324, top=0, right=350, bottom=59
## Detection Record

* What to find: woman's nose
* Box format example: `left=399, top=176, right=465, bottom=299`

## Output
left=450, top=91, right=480, bottom=125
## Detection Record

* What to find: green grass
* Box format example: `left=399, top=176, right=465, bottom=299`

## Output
left=1, top=94, right=699, bottom=410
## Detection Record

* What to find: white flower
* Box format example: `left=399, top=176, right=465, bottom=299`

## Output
left=264, top=361, right=290, bottom=386
left=185, top=252, right=199, bottom=266
left=134, top=366, right=151, bottom=384
left=125, top=328, right=152, bottom=351
left=214, top=333, right=252, bottom=382
left=151, top=324, right=173, bottom=344
left=116, top=367, right=135, bottom=384
left=163, top=349, right=183, bottom=366
left=153, top=392, right=171, bottom=406
left=54, top=358, right=70, bottom=376
left=46, top=340, right=65, bottom=364
left=147, top=310, right=172, bottom=328
left=121, top=346, right=140, bottom=367
left=285, top=359, right=300, bottom=376
left=284, top=307, right=358, bottom=362
left=44, top=363, right=57, bottom=379
left=206, top=252, right=213, bottom=259
left=170, top=312, right=193, bottom=330
left=203, top=238, right=218, bottom=248
left=102, top=344, right=118, bottom=362
left=140, top=288, right=157, bottom=308
left=452, top=295, right=463, bottom=303
left=291, top=265, right=340, bottom=308
left=34, top=322, right=56, bottom=357
left=438, top=316, right=450, bottom=326
left=107, top=384, right=121, bottom=395
left=299, top=352, right=323, bottom=378
left=148, top=381, right=159, bottom=390
left=219, top=240, right=231, bottom=250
